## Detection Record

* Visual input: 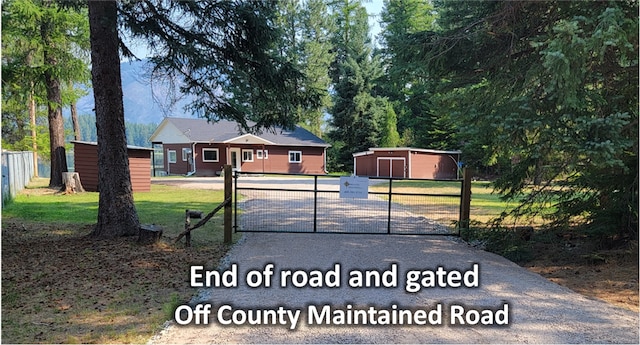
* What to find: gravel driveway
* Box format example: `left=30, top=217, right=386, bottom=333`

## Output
left=150, top=177, right=638, bottom=343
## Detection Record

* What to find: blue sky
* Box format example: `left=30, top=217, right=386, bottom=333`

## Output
left=365, top=0, right=385, bottom=45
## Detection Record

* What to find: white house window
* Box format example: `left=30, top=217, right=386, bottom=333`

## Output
left=289, top=151, right=302, bottom=163
left=202, top=148, right=219, bottom=162
left=242, top=149, right=254, bottom=162
left=167, top=150, right=177, bottom=164
left=256, top=149, right=268, bottom=159
left=182, top=148, right=191, bottom=161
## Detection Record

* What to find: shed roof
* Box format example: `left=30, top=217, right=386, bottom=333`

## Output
left=71, top=140, right=154, bottom=151
left=150, top=117, right=329, bottom=147
left=353, top=147, right=461, bottom=157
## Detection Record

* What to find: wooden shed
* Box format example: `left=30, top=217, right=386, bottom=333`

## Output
left=72, top=141, right=153, bottom=192
left=353, top=147, right=462, bottom=180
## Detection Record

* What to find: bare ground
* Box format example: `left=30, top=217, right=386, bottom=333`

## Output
left=523, top=234, right=639, bottom=312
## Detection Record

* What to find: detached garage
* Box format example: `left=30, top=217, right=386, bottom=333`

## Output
left=353, top=147, right=461, bottom=180
left=72, top=141, right=153, bottom=192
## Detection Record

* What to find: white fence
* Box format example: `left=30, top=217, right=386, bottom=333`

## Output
left=2, top=151, right=35, bottom=204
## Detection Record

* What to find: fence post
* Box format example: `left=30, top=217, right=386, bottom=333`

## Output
left=224, top=164, right=232, bottom=244
left=184, top=210, right=192, bottom=247
left=459, top=167, right=472, bottom=234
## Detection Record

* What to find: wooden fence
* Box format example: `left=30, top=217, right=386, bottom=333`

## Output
left=2, top=151, right=35, bottom=204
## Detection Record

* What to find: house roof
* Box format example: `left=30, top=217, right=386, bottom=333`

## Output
left=150, top=117, right=330, bottom=147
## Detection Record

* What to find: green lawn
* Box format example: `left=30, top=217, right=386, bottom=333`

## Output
left=4, top=182, right=234, bottom=245
left=370, top=180, right=543, bottom=225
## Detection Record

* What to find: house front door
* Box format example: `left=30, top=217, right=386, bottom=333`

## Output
left=230, top=148, right=241, bottom=171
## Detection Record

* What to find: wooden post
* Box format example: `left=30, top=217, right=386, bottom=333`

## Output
left=184, top=209, right=192, bottom=247
left=459, top=167, right=472, bottom=233
left=223, top=164, right=232, bottom=244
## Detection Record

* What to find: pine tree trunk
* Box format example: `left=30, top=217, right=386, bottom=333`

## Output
left=42, top=12, right=68, bottom=187
left=88, top=0, right=140, bottom=238
left=27, top=51, right=39, bottom=178
left=29, top=82, right=38, bottom=178
left=71, top=99, right=81, bottom=141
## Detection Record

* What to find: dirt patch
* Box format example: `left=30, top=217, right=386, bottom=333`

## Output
left=1, top=219, right=228, bottom=344
left=523, top=233, right=638, bottom=312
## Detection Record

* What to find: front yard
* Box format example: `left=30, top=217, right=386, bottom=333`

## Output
left=1, top=179, right=236, bottom=343
left=1, top=177, right=637, bottom=343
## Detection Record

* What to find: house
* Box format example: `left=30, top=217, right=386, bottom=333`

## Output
left=149, top=117, right=330, bottom=176
left=353, top=147, right=462, bottom=179
left=72, top=141, right=153, bottom=192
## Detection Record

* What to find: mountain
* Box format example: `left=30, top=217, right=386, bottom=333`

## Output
left=75, top=59, right=195, bottom=124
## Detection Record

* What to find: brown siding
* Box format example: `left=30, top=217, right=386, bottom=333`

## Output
left=194, top=143, right=226, bottom=176
left=74, top=143, right=99, bottom=192
left=129, top=156, right=151, bottom=192
left=355, top=155, right=375, bottom=176
left=256, top=146, right=326, bottom=174
left=355, top=149, right=458, bottom=180
left=73, top=142, right=151, bottom=192
left=411, top=152, right=439, bottom=179
left=166, top=143, right=326, bottom=177
left=410, top=152, right=457, bottom=179
left=163, top=144, right=191, bottom=175
left=198, top=145, right=326, bottom=176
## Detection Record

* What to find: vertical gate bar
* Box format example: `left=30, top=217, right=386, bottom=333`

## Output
left=387, top=178, right=393, bottom=234
left=313, top=175, right=318, bottom=232
left=233, top=168, right=238, bottom=233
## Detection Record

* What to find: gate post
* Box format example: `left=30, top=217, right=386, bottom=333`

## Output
left=224, top=164, right=232, bottom=244
left=459, top=167, right=472, bottom=234
left=313, top=175, right=318, bottom=232
left=387, top=179, right=393, bottom=234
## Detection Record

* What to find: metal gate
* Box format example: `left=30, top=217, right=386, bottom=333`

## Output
left=233, top=172, right=468, bottom=236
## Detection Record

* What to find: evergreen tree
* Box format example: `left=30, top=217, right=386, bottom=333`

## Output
left=88, top=0, right=140, bottom=237
left=123, top=1, right=321, bottom=132
left=379, top=101, right=400, bottom=147
left=327, top=0, right=387, bottom=172
left=298, top=0, right=335, bottom=136
left=378, top=0, right=450, bottom=149
left=417, top=1, right=638, bottom=239
left=83, top=1, right=324, bottom=238
left=2, top=0, right=90, bottom=186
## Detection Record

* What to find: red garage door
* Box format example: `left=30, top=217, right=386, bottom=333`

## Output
left=378, top=158, right=405, bottom=178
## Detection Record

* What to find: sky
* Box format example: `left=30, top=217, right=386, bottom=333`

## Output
left=365, top=0, right=385, bottom=45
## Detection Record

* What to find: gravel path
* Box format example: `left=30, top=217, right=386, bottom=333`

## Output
left=151, top=232, right=639, bottom=344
